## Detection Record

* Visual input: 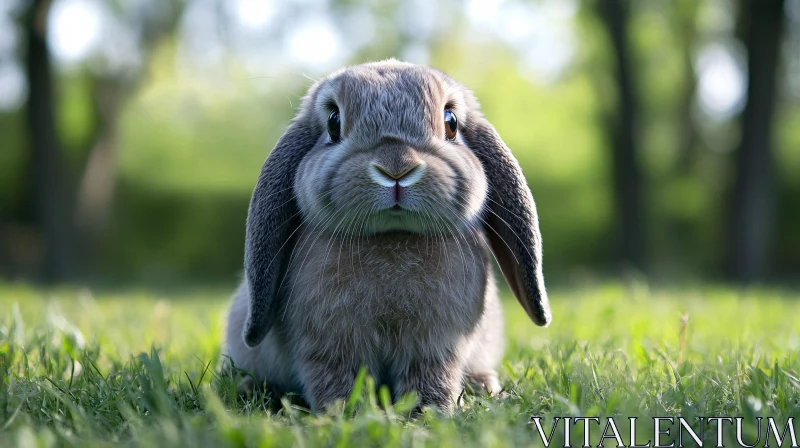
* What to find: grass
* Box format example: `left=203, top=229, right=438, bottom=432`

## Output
left=1, top=281, right=799, bottom=447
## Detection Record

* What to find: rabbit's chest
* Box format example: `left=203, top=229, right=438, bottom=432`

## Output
left=285, top=229, right=489, bottom=340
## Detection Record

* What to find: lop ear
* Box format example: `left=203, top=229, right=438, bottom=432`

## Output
left=243, top=115, right=321, bottom=347
left=462, top=115, right=551, bottom=327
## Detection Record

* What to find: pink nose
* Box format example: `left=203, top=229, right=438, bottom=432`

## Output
left=393, top=182, right=402, bottom=203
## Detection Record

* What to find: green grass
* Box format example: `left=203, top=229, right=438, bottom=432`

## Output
left=1, top=281, right=799, bottom=447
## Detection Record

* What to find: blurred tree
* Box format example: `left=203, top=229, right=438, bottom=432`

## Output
left=71, top=1, right=185, bottom=277
left=672, top=0, right=700, bottom=173
left=728, top=0, right=786, bottom=281
left=24, top=0, right=73, bottom=281
left=596, top=0, right=645, bottom=272
left=16, top=0, right=187, bottom=280
left=4, top=0, right=799, bottom=284
left=662, top=0, right=704, bottom=275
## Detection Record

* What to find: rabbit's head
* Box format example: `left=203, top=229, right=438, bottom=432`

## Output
left=293, top=62, right=488, bottom=235
left=243, top=60, right=550, bottom=347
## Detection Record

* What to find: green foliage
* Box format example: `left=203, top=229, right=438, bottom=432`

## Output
left=2, top=0, right=800, bottom=282
left=93, top=38, right=617, bottom=282
left=1, top=283, right=799, bottom=446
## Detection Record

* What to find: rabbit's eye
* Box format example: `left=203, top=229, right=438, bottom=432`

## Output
left=444, top=109, right=458, bottom=141
left=328, top=109, right=341, bottom=143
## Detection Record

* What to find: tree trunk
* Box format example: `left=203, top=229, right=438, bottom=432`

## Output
left=728, top=0, right=785, bottom=282
left=674, top=0, right=700, bottom=173
left=25, top=0, right=72, bottom=282
left=597, top=0, right=645, bottom=271
left=662, top=1, right=700, bottom=275
left=73, top=78, right=124, bottom=276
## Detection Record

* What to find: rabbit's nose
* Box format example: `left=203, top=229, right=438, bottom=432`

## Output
left=370, top=162, right=426, bottom=187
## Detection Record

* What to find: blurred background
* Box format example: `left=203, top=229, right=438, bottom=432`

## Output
left=0, top=0, right=798, bottom=288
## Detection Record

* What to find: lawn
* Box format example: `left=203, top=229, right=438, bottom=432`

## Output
left=1, top=281, right=799, bottom=447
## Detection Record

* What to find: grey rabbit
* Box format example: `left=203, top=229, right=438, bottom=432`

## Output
left=225, top=59, right=551, bottom=413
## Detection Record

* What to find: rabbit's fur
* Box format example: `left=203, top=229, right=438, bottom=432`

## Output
left=226, top=60, right=549, bottom=413
left=227, top=232, right=504, bottom=410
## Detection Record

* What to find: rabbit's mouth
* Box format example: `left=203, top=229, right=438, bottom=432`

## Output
left=358, top=207, right=427, bottom=234
left=356, top=205, right=471, bottom=236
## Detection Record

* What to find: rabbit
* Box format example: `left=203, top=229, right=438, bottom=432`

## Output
left=225, top=59, right=551, bottom=413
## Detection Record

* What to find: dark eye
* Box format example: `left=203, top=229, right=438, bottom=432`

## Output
left=444, top=109, right=457, bottom=141
left=328, top=108, right=341, bottom=142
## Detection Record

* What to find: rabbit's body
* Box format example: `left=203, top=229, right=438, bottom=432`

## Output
left=226, top=60, right=550, bottom=413
left=227, top=228, right=504, bottom=410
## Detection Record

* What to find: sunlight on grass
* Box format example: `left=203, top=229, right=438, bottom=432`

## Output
left=1, top=282, right=799, bottom=446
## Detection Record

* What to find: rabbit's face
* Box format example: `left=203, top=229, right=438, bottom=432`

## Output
left=294, top=62, right=488, bottom=235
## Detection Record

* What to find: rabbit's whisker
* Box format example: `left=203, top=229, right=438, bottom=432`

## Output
left=320, top=200, right=356, bottom=288
left=424, top=207, right=454, bottom=294
left=358, top=203, right=381, bottom=274
left=483, top=196, right=535, bottom=232
left=277, top=198, right=338, bottom=293
left=285, top=198, right=353, bottom=286
left=432, top=201, right=474, bottom=298
left=336, top=202, right=369, bottom=280
left=482, top=207, right=537, bottom=263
